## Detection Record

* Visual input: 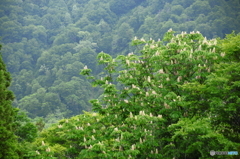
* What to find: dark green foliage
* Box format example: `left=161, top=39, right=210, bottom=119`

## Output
left=0, top=44, right=19, bottom=158
left=14, top=110, right=38, bottom=142
left=109, top=0, right=137, bottom=15
left=1, top=0, right=240, bottom=120
left=35, top=117, right=45, bottom=132
left=0, top=0, right=240, bottom=158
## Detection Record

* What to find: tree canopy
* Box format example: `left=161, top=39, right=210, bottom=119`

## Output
left=24, top=31, right=240, bottom=158
left=0, top=44, right=19, bottom=158
left=0, top=0, right=239, bottom=158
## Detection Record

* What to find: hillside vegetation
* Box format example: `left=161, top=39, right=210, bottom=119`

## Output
left=0, top=0, right=240, bottom=120
left=3, top=30, right=239, bottom=158
left=0, top=0, right=240, bottom=158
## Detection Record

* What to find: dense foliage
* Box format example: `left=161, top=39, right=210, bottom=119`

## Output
left=25, top=31, right=240, bottom=158
left=0, top=45, right=39, bottom=158
left=0, top=0, right=240, bottom=123
left=0, top=44, right=19, bottom=158
left=0, top=0, right=240, bottom=158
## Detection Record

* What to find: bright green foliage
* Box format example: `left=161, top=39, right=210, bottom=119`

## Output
left=1, top=0, right=240, bottom=157
left=219, top=32, right=240, bottom=62
left=12, top=110, right=39, bottom=158
left=30, top=31, right=239, bottom=158
left=0, top=45, right=19, bottom=158
left=168, top=117, right=238, bottom=159
left=182, top=32, right=240, bottom=145
left=86, top=30, right=220, bottom=123
left=27, top=112, right=103, bottom=158
left=79, top=30, right=235, bottom=158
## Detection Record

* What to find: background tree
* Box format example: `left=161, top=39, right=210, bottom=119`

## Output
left=109, top=0, right=136, bottom=15
left=14, top=111, right=38, bottom=143
left=1, top=0, right=240, bottom=127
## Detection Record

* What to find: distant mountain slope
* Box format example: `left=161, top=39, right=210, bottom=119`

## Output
left=0, top=0, right=239, bottom=121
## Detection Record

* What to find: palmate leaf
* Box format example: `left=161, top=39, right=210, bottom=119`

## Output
left=131, top=38, right=147, bottom=46
left=186, top=141, right=204, bottom=153
left=90, top=99, right=102, bottom=112
left=79, top=68, right=92, bottom=76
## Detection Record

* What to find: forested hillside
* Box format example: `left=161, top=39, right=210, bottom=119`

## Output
left=0, top=0, right=240, bottom=158
left=0, top=0, right=240, bottom=122
left=4, top=30, right=239, bottom=158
